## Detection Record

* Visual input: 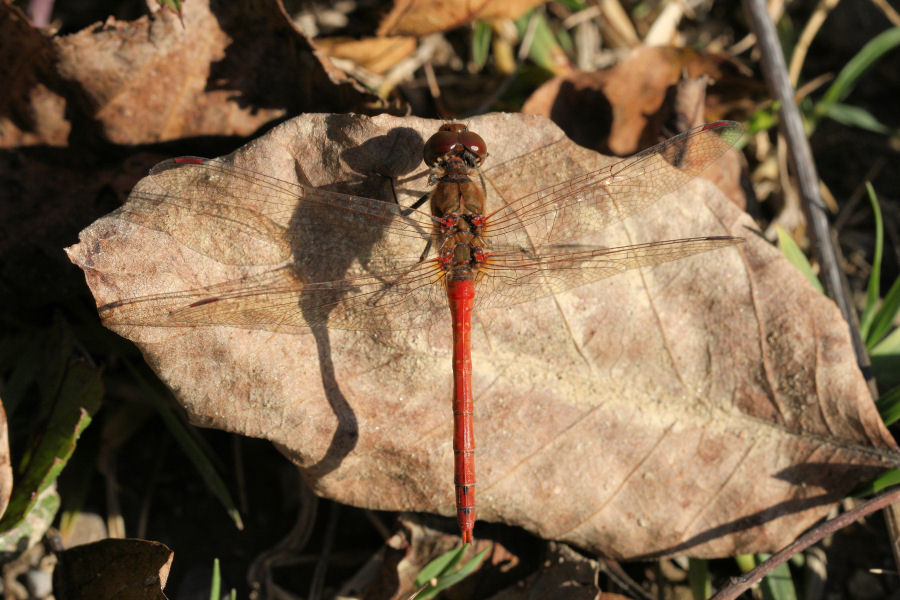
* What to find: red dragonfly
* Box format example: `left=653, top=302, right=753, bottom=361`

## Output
left=100, top=119, right=743, bottom=544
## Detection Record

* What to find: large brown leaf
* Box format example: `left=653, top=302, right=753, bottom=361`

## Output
left=66, top=113, right=898, bottom=558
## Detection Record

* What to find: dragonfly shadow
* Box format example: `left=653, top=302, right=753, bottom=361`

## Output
left=285, top=121, right=428, bottom=477
left=629, top=491, right=840, bottom=560
left=285, top=122, right=428, bottom=319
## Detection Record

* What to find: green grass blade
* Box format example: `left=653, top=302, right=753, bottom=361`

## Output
left=876, top=385, right=900, bottom=426
left=0, top=360, right=102, bottom=533
left=735, top=553, right=755, bottom=573
left=812, top=27, right=900, bottom=127
left=872, top=325, right=900, bottom=357
left=853, top=467, right=900, bottom=496
left=867, top=274, right=900, bottom=350
left=0, top=485, right=59, bottom=552
left=860, top=183, right=884, bottom=344
left=776, top=225, right=824, bottom=293
left=414, top=544, right=489, bottom=599
left=415, top=545, right=468, bottom=586
left=124, top=361, right=244, bottom=530
left=825, top=103, right=890, bottom=134
left=689, top=558, right=710, bottom=600
left=756, top=553, right=798, bottom=600
left=472, top=21, right=492, bottom=69
left=870, top=326, right=900, bottom=389
left=516, top=11, right=568, bottom=74
left=209, top=558, right=221, bottom=600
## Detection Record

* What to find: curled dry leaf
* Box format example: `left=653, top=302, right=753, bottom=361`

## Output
left=523, top=46, right=758, bottom=156
left=315, top=36, right=418, bottom=75
left=67, top=113, right=898, bottom=558
left=378, top=0, right=547, bottom=36
left=0, top=4, right=70, bottom=147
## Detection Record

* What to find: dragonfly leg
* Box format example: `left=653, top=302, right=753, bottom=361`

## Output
left=401, top=192, right=430, bottom=216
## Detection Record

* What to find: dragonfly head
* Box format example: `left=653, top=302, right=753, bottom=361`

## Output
left=424, top=124, right=487, bottom=171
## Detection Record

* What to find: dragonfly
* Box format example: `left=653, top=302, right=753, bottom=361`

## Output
left=99, top=119, right=744, bottom=544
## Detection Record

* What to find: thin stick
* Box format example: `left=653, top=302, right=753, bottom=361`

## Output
left=788, top=0, right=840, bottom=86
left=743, top=0, right=870, bottom=378
left=709, top=487, right=900, bottom=600
left=743, top=0, right=900, bottom=579
left=870, top=0, right=900, bottom=28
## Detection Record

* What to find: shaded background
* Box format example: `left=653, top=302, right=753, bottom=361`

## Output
left=2, top=0, right=899, bottom=598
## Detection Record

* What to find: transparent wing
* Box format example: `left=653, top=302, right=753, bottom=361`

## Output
left=104, top=124, right=742, bottom=333
left=116, top=157, right=438, bottom=267
left=483, top=121, right=742, bottom=250
left=474, top=236, right=743, bottom=311
left=100, top=259, right=449, bottom=332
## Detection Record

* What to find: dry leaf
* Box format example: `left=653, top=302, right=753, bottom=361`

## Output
left=523, top=46, right=755, bottom=208
left=488, top=543, right=597, bottom=600
left=67, top=113, right=898, bottom=559
left=49, top=0, right=379, bottom=145
left=378, top=0, right=547, bottom=36
left=53, top=538, right=172, bottom=600
left=0, top=400, right=10, bottom=518
left=0, top=4, right=70, bottom=147
left=316, top=36, right=418, bottom=75
left=523, top=46, right=756, bottom=155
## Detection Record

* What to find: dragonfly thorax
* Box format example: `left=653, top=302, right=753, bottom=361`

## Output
left=439, top=235, right=487, bottom=281
left=430, top=179, right=486, bottom=219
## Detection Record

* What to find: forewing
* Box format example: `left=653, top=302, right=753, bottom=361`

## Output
left=117, top=157, right=437, bottom=266
left=104, top=156, right=447, bottom=332
left=100, top=259, right=448, bottom=332
left=483, top=121, right=743, bottom=251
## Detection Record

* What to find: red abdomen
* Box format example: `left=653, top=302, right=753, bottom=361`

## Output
left=447, top=278, right=475, bottom=543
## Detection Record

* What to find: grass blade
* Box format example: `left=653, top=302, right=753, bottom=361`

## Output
left=860, top=183, right=884, bottom=343
left=812, top=27, right=900, bottom=127
left=776, top=225, right=823, bottom=293
left=124, top=361, right=244, bottom=530
left=472, top=21, right=492, bottom=69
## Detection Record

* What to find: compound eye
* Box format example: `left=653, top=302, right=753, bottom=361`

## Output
left=423, top=130, right=460, bottom=166
left=439, top=123, right=468, bottom=134
left=458, top=130, right=487, bottom=163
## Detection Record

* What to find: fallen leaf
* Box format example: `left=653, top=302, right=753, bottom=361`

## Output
left=488, top=543, right=598, bottom=600
left=50, top=0, right=380, bottom=145
left=0, top=401, right=10, bottom=519
left=522, top=46, right=755, bottom=208
left=67, top=112, right=898, bottom=558
left=378, top=0, right=547, bottom=36
left=316, top=36, right=418, bottom=75
left=0, top=4, right=70, bottom=147
left=53, top=538, right=172, bottom=600
left=523, top=46, right=757, bottom=155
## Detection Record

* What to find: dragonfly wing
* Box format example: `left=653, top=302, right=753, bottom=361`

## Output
left=483, top=121, right=743, bottom=250
left=475, top=236, right=743, bottom=310
left=119, top=157, right=438, bottom=267
left=100, top=260, right=448, bottom=332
